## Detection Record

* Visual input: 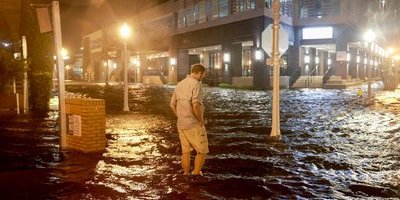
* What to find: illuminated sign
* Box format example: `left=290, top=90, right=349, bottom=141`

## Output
left=302, top=27, right=333, bottom=40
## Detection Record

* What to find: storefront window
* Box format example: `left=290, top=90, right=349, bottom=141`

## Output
left=242, top=49, right=253, bottom=76
left=210, top=52, right=221, bottom=70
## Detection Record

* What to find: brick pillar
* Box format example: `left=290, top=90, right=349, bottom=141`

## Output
left=348, top=48, right=357, bottom=79
left=334, top=38, right=348, bottom=79
left=65, top=98, right=106, bottom=153
left=253, top=50, right=268, bottom=89
left=177, top=49, right=189, bottom=81
left=230, top=43, right=242, bottom=78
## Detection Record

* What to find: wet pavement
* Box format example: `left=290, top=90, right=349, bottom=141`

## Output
left=0, top=83, right=399, bottom=199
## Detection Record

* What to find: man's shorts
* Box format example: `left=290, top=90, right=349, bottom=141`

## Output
left=178, top=124, right=209, bottom=154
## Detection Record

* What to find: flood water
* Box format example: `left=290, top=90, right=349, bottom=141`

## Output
left=0, top=83, right=399, bottom=199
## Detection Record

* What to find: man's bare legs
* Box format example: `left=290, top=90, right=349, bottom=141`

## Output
left=192, top=153, right=206, bottom=175
left=181, top=153, right=190, bottom=175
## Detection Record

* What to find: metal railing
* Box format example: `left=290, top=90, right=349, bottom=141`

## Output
left=289, top=67, right=302, bottom=88
left=323, top=66, right=334, bottom=85
left=305, top=67, right=318, bottom=88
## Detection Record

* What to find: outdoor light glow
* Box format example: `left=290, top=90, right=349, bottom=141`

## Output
left=356, top=55, right=360, bottom=63
left=13, top=53, right=20, bottom=59
left=120, top=22, right=131, bottom=39
left=394, top=55, right=400, bottom=60
left=61, top=48, right=69, bottom=60
left=328, top=58, right=332, bottom=65
left=347, top=53, right=351, bottom=62
left=223, top=53, right=230, bottom=63
left=132, top=58, right=140, bottom=66
left=364, top=58, right=368, bottom=64
left=388, top=47, right=394, bottom=55
left=255, top=50, right=262, bottom=60
left=363, top=29, right=375, bottom=43
left=170, top=58, right=177, bottom=65
left=302, top=27, right=333, bottom=39
left=304, top=55, right=310, bottom=64
left=315, top=57, right=319, bottom=64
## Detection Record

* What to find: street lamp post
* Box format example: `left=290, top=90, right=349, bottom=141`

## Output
left=363, top=29, right=375, bottom=105
left=120, top=22, right=131, bottom=112
left=270, top=0, right=281, bottom=139
left=394, top=55, right=400, bottom=86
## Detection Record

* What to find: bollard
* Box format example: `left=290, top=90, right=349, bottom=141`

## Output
left=65, top=98, right=106, bottom=153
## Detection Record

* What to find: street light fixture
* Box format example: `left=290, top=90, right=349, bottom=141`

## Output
left=120, top=22, right=131, bottom=112
left=363, top=29, right=375, bottom=104
left=61, top=48, right=69, bottom=60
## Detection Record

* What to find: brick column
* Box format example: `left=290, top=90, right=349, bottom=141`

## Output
left=65, top=98, right=106, bottom=153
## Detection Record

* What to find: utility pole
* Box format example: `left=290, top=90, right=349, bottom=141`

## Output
left=22, top=36, right=29, bottom=114
left=395, top=9, right=398, bottom=86
left=123, top=40, right=129, bottom=111
left=368, top=47, right=372, bottom=104
left=270, top=0, right=281, bottom=139
left=52, top=0, right=66, bottom=148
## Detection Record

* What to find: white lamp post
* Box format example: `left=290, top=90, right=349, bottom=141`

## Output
left=363, top=29, right=375, bottom=104
left=120, top=22, right=131, bottom=112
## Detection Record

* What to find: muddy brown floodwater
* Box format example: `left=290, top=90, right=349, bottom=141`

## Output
left=0, top=83, right=399, bottom=199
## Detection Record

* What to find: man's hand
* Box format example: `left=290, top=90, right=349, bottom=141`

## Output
left=193, top=102, right=203, bottom=126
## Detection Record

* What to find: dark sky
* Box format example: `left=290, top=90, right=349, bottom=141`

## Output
left=59, top=0, right=167, bottom=55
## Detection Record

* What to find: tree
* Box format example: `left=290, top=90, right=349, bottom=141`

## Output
left=21, top=0, right=54, bottom=115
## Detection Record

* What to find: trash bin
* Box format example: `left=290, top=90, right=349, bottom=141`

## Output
left=65, top=98, right=106, bottom=153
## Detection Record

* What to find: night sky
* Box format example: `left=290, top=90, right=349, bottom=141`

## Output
left=59, top=0, right=168, bottom=55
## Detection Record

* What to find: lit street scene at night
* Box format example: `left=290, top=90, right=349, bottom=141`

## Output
left=0, top=0, right=399, bottom=199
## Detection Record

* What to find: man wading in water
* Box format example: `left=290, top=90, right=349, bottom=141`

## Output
left=170, top=64, right=209, bottom=175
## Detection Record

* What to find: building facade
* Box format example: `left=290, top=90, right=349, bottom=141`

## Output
left=81, top=0, right=389, bottom=89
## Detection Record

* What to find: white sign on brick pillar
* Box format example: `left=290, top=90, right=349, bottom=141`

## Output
left=67, top=114, right=81, bottom=137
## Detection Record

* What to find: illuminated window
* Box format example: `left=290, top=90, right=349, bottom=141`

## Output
left=298, top=0, right=340, bottom=19
left=302, top=27, right=333, bottom=40
left=219, top=0, right=229, bottom=17
left=232, top=0, right=256, bottom=13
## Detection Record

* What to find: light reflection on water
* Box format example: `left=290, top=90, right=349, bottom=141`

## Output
left=1, top=83, right=400, bottom=199
left=73, top=84, right=400, bottom=199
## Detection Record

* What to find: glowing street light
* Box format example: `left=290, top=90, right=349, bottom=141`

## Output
left=120, top=22, right=131, bottom=39
left=120, top=22, right=131, bottom=112
left=61, top=48, right=69, bottom=60
left=363, top=29, right=375, bottom=43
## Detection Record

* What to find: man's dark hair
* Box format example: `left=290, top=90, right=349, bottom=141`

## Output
left=191, top=64, right=206, bottom=74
